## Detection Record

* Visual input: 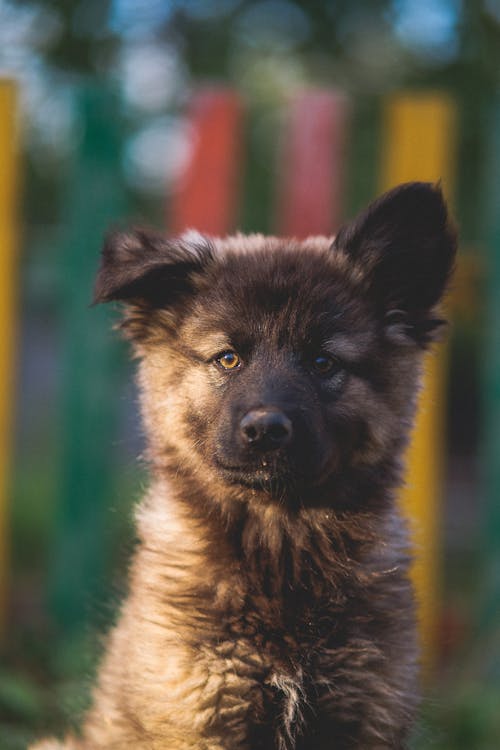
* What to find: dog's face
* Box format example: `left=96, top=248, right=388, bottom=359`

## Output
left=95, top=182, right=456, bottom=507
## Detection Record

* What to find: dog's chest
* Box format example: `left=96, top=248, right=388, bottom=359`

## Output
left=195, top=635, right=308, bottom=750
left=204, top=587, right=345, bottom=749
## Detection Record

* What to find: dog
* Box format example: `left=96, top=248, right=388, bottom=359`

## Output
left=31, top=182, right=456, bottom=749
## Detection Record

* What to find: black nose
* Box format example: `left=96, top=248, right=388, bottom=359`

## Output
left=240, top=408, right=293, bottom=451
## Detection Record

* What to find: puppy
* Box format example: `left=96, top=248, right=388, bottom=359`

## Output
left=32, top=182, right=456, bottom=749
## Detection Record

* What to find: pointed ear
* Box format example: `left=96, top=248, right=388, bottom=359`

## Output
left=93, top=229, right=214, bottom=307
left=333, top=182, right=457, bottom=345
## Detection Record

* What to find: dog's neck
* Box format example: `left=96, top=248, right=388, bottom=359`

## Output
left=138, top=455, right=404, bottom=602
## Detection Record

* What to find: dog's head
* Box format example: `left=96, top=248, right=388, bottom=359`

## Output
left=95, top=182, right=456, bottom=507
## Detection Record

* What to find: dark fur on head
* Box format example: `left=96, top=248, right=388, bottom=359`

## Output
left=34, top=182, right=456, bottom=750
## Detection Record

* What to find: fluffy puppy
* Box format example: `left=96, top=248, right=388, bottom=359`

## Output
left=32, top=182, right=456, bottom=749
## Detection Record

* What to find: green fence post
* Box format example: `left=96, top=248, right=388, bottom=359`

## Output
left=49, top=83, right=127, bottom=634
left=480, top=100, right=500, bottom=671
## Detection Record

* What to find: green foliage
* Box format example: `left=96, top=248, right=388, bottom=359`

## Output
left=0, top=628, right=98, bottom=749
left=411, top=683, right=500, bottom=749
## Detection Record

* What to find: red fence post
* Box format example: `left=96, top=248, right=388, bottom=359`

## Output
left=169, top=88, right=244, bottom=235
left=276, top=90, right=350, bottom=237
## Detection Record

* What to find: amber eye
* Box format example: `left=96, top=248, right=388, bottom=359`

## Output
left=216, top=351, right=241, bottom=370
left=311, top=353, right=338, bottom=376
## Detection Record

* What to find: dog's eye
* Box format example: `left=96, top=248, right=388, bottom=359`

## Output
left=215, top=351, right=241, bottom=371
left=311, top=353, right=339, bottom=376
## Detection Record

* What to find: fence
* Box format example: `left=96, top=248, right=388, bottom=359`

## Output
left=0, top=78, right=492, bottom=669
left=0, top=79, right=18, bottom=642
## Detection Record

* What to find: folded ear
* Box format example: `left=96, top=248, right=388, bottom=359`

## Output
left=93, top=228, right=214, bottom=306
left=333, top=182, right=457, bottom=346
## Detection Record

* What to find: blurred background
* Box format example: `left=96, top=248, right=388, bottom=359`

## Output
left=0, top=0, right=500, bottom=748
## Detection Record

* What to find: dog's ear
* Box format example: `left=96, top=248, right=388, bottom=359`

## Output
left=333, top=182, right=457, bottom=345
left=93, top=228, right=214, bottom=307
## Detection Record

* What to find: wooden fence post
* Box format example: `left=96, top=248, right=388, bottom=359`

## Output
left=0, top=80, right=18, bottom=638
left=379, top=93, right=457, bottom=667
left=276, top=90, right=350, bottom=237
left=481, top=101, right=500, bottom=642
left=48, top=84, right=127, bottom=633
left=169, top=87, right=244, bottom=235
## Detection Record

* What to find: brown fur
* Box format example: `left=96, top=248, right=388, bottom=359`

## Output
left=31, top=183, right=456, bottom=749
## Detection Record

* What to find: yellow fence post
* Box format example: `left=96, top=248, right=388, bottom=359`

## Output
left=379, top=93, right=457, bottom=668
left=0, top=80, right=18, bottom=637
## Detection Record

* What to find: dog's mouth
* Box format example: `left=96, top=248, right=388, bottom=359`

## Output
left=213, top=453, right=333, bottom=497
left=215, top=455, right=297, bottom=489
left=213, top=437, right=345, bottom=497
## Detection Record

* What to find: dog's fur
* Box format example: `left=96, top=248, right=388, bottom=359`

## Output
left=32, top=182, right=456, bottom=749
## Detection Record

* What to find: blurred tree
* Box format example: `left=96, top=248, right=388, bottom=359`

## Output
left=11, top=0, right=500, bottom=217
left=16, top=0, right=118, bottom=74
